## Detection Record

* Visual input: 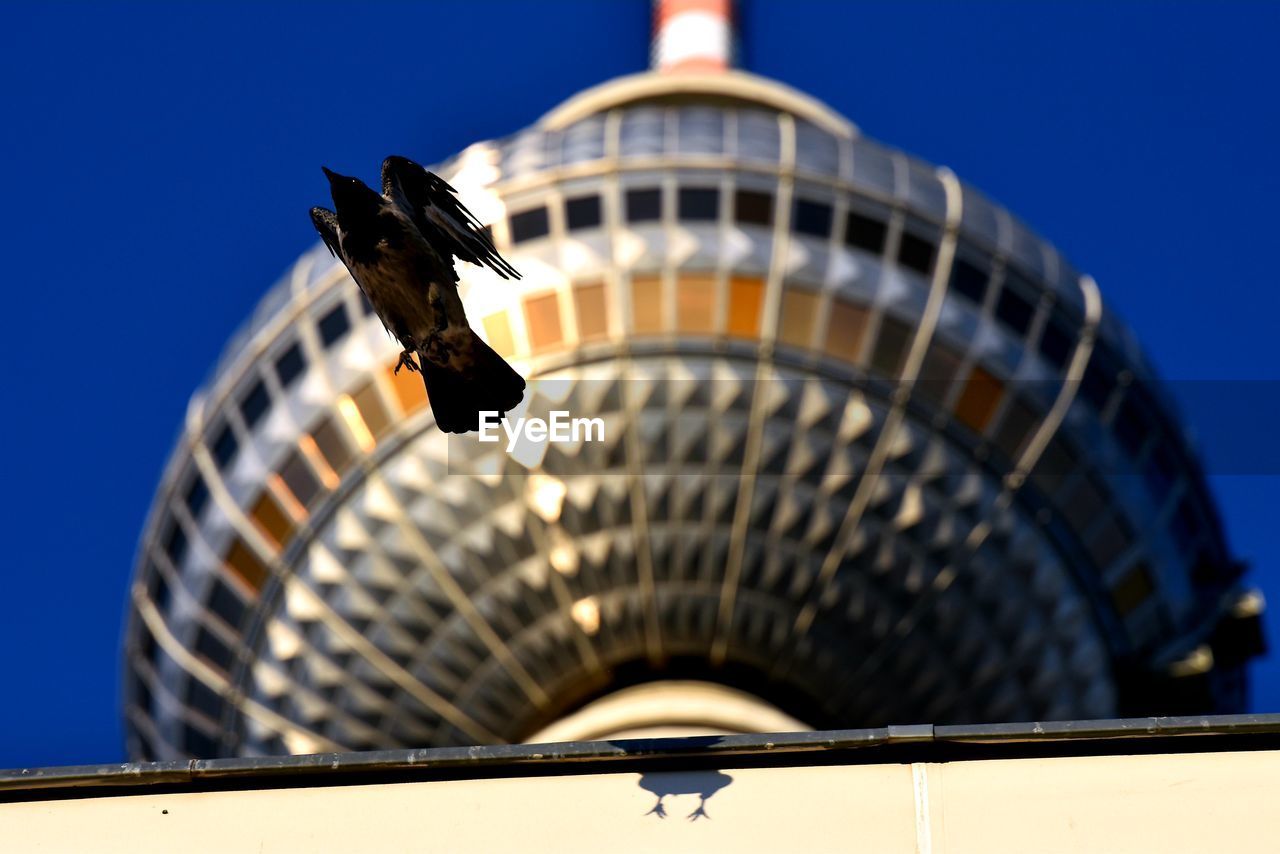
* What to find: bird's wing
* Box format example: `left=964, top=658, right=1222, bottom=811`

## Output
left=381, top=155, right=521, bottom=280
left=311, top=204, right=391, bottom=335
left=310, top=207, right=343, bottom=259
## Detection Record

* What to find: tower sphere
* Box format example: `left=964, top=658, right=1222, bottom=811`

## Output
left=123, top=65, right=1262, bottom=758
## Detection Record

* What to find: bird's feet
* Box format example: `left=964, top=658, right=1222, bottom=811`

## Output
left=687, top=804, right=709, bottom=821
left=646, top=801, right=667, bottom=819
left=420, top=333, right=455, bottom=369
left=394, top=349, right=420, bottom=375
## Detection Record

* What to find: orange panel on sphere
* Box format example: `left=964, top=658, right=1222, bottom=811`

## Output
left=779, top=287, right=819, bottom=349
left=482, top=311, right=517, bottom=358
left=573, top=282, right=609, bottom=342
left=524, top=292, right=564, bottom=352
left=631, top=276, right=664, bottom=333
left=727, top=277, right=764, bottom=338
left=224, top=539, right=269, bottom=593
left=384, top=363, right=428, bottom=415
left=249, top=491, right=294, bottom=549
left=677, top=274, right=717, bottom=334
left=824, top=298, right=869, bottom=363
left=954, top=366, right=1004, bottom=434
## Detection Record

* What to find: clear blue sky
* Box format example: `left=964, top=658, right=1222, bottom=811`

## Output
left=1, top=1, right=1277, bottom=769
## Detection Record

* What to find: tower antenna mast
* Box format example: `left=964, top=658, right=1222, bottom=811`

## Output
left=651, top=0, right=737, bottom=73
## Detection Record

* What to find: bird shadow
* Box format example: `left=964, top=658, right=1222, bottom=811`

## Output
left=637, top=770, right=734, bottom=821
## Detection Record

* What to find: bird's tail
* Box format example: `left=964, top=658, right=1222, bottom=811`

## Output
left=421, top=334, right=526, bottom=434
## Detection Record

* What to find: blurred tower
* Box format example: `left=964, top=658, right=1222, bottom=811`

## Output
left=122, top=1, right=1264, bottom=758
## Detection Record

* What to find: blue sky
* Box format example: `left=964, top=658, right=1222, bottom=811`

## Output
left=1, top=1, right=1277, bottom=769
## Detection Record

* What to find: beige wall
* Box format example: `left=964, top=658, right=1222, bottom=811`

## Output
left=5, top=749, right=1279, bottom=852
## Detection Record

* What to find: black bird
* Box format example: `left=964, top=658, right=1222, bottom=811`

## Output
left=310, top=157, right=525, bottom=433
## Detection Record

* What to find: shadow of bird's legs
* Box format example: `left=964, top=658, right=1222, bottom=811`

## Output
left=646, top=797, right=667, bottom=819
left=687, top=797, right=710, bottom=821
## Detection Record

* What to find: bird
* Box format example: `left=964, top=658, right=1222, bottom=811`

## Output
left=310, top=157, right=525, bottom=434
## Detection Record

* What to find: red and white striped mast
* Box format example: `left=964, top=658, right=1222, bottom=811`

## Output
left=651, top=0, right=737, bottom=73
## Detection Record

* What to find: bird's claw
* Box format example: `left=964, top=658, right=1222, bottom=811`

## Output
left=646, top=802, right=667, bottom=819
left=687, top=805, right=709, bottom=821
left=394, top=350, right=420, bottom=375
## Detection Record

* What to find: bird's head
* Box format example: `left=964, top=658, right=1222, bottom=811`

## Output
left=323, top=167, right=382, bottom=223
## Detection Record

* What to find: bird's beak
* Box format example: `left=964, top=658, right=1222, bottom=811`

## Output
left=322, top=166, right=341, bottom=185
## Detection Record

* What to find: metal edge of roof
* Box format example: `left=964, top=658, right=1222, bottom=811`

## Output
left=6, top=714, right=1280, bottom=801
